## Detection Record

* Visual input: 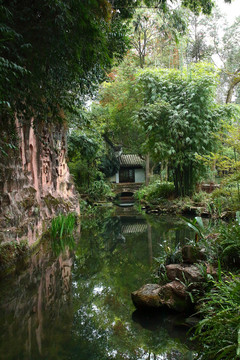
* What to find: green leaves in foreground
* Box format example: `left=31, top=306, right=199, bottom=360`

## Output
left=50, top=213, right=77, bottom=255
left=194, top=274, right=240, bottom=360
left=180, top=216, right=205, bottom=242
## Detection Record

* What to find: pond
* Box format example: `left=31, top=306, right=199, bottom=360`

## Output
left=0, top=206, right=197, bottom=360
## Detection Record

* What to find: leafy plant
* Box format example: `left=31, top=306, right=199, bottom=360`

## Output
left=218, top=212, right=240, bottom=267
left=194, top=274, right=240, bottom=360
left=180, top=216, right=205, bottom=242
left=154, top=241, right=182, bottom=284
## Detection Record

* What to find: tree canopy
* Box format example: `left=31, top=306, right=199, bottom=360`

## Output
left=135, top=64, right=234, bottom=195
left=0, top=0, right=131, bottom=123
left=0, top=0, right=231, bottom=125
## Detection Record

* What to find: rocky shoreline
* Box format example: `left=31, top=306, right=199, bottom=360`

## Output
left=131, top=244, right=217, bottom=314
left=141, top=201, right=235, bottom=220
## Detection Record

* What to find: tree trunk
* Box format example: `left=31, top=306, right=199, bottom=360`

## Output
left=145, top=153, right=150, bottom=186
left=226, top=72, right=240, bottom=103
left=147, top=224, right=152, bottom=266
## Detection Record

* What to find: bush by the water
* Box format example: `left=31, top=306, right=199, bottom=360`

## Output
left=209, top=187, right=240, bottom=214
left=218, top=212, right=240, bottom=267
left=88, top=179, right=114, bottom=201
left=135, top=180, right=175, bottom=204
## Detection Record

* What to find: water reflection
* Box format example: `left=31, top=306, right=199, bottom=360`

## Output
left=0, top=241, right=73, bottom=360
left=71, top=210, right=195, bottom=360
left=0, top=208, right=195, bottom=360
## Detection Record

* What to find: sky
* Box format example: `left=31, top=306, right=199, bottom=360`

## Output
left=210, top=0, right=240, bottom=66
left=217, top=0, right=240, bottom=24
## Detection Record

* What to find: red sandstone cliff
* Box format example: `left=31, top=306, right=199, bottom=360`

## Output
left=0, top=119, right=80, bottom=247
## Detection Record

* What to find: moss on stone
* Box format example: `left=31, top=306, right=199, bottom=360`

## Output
left=43, top=194, right=70, bottom=212
left=0, top=240, right=29, bottom=270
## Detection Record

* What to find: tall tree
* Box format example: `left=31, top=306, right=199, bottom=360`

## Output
left=129, top=7, right=187, bottom=69
left=136, top=63, right=231, bottom=196
left=0, top=0, right=139, bottom=128
left=222, top=17, right=240, bottom=103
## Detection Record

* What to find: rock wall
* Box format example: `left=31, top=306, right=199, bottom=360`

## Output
left=0, top=118, right=80, bottom=247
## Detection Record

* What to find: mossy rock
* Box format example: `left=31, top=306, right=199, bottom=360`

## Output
left=0, top=240, right=29, bottom=271
left=19, top=187, right=38, bottom=210
left=43, top=194, right=63, bottom=210
left=43, top=194, right=70, bottom=212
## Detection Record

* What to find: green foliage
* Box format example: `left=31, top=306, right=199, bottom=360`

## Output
left=197, top=114, right=240, bottom=198
left=0, top=0, right=133, bottom=131
left=218, top=215, right=240, bottom=267
left=135, top=180, right=175, bottom=204
left=68, top=130, right=99, bottom=187
left=99, top=148, right=120, bottom=178
left=136, top=63, right=231, bottom=196
left=88, top=179, right=114, bottom=202
left=181, top=0, right=215, bottom=15
left=67, top=122, right=118, bottom=198
left=99, top=54, right=145, bottom=153
left=155, top=241, right=182, bottom=268
left=209, top=186, right=240, bottom=214
left=180, top=215, right=205, bottom=240
left=67, top=127, right=103, bottom=191
left=130, top=7, right=187, bottom=69
left=192, top=191, right=210, bottom=204
left=144, top=0, right=219, bottom=15
left=50, top=213, right=76, bottom=255
left=194, top=274, right=240, bottom=360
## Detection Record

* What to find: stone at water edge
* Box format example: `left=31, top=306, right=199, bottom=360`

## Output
left=131, top=281, right=190, bottom=312
left=166, top=264, right=204, bottom=283
left=182, top=245, right=206, bottom=264
left=158, top=281, right=190, bottom=312
left=131, top=284, right=161, bottom=309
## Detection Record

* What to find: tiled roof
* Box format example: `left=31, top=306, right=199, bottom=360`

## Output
left=119, top=154, right=145, bottom=168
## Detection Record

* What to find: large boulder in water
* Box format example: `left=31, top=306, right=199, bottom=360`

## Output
left=131, top=281, right=190, bottom=312
left=131, top=284, right=161, bottom=309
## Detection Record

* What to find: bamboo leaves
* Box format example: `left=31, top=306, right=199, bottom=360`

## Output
left=136, top=63, right=223, bottom=195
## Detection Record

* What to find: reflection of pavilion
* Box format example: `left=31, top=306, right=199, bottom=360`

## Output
left=121, top=223, right=148, bottom=234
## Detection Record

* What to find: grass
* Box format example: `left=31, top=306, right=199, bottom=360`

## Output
left=194, top=274, right=240, bottom=360
left=218, top=219, right=240, bottom=268
left=50, top=213, right=76, bottom=255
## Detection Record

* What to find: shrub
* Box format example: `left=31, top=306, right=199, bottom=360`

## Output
left=135, top=180, right=175, bottom=204
left=192, top=191, right=210, bottom=204
left=210, top=187, right=240, bottom=213
left=218, top=214, right=240, bottom=267
left=88, top=179, right=114, bottom=201
left=194, top=274, right=240, bottom=360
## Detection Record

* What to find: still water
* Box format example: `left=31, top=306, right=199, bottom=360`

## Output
left=0, top=206, right=196, bottom=360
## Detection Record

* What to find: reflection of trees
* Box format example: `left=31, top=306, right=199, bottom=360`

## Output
left=71, top=213, right=193, bottom=360
left=0, top=242, right=73, bottom=360
left=0, top=212, right=195, bottom=359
